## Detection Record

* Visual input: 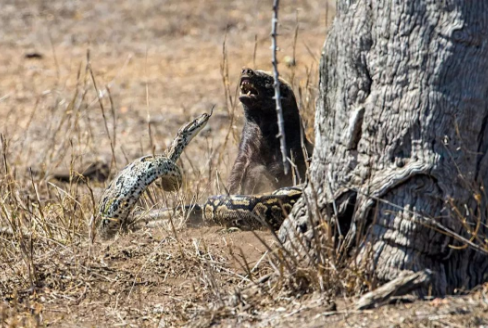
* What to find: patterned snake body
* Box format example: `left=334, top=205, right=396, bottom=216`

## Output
left=99, top=156, right=182, bottom=227
left=98, top=112, right=211, bottom=238
left=202, top=186, right=302, bottom=230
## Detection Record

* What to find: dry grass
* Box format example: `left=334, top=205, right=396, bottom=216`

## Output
left=1, top=1, right=487, bottom=327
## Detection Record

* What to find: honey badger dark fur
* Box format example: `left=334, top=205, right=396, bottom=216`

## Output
left=229, top=68, right=313, bottom=194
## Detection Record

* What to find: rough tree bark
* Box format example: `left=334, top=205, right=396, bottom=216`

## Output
left=279, top=0, right=488, bottom=296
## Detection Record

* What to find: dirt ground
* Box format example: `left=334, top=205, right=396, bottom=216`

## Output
left=1, top=0, right=488, bottom=327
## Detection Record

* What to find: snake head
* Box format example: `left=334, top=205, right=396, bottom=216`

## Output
left=178, top=110, right=212, bottom=138
left=168, top=110, right=213, bottom=161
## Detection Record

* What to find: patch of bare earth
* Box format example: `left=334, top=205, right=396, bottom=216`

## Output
left=1, top=0, right=487, bottom=327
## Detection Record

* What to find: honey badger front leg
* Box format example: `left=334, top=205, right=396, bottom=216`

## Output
left=228, top=160, right=279, bottom=195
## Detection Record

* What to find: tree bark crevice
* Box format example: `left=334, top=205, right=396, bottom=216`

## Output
left=279, top=0, right=488, bottom=296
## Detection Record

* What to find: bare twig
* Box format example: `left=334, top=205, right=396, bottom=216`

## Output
left=271, top=0, right=289, bottom=175
left=106, top=85, right=118, bottom=169
left=253, top=34, right=258, bottom=69
left=87, top=51, right=116, bottom=164
left=356, top=270, right=432, bottom=310
left=144, top=45, right=155, bottom=156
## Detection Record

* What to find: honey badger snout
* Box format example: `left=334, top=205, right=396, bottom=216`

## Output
left=241, top=67, right=255, bottom=77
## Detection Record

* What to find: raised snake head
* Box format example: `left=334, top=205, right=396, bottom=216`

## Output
left=167, top=110, right=212, bottom=162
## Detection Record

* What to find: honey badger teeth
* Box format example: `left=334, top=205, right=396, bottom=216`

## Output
left=240, top=81, right=258, bottom=96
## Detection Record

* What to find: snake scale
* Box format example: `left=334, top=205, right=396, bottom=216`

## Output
left=97, top=69, right=309, bottom=239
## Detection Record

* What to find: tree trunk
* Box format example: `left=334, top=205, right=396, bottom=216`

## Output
left=279, top=0, right=488, bottom=296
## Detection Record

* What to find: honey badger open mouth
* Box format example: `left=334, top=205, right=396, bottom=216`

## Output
left=240, top=79, right=259, bottom=97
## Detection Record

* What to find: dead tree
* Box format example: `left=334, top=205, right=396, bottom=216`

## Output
left=279, top=0, right=488, bottom=296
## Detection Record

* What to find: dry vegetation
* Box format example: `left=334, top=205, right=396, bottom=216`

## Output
left=0, top=0, right=487, bottom=327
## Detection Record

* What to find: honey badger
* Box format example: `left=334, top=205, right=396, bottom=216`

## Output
left=228, top=68, right=312, bottom=194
